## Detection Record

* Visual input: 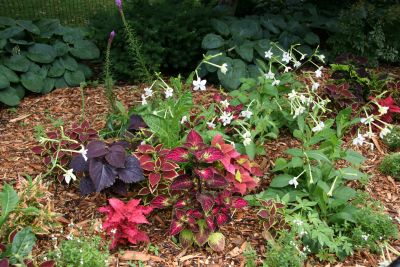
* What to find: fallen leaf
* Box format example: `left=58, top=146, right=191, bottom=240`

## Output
left=119, top=251, right=163, bottom=262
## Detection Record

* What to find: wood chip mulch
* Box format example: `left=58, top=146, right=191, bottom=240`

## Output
left=0, top=84, right=399, bottom=267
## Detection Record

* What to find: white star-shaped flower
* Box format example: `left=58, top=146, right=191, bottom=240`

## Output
left=312, top=82, right=320, bottom=91
left=240, top=110, right=253, bottom=119
left=312, top=121, right=325, bottom=132
left=144, top=87, right=153, bottom=97
left=315, top=67, right=323, bottom=78
left=265, top=71, right=275, bottom=80
left=63, top=169, right=76, bottom=184
left=264, top=49, right=273, bottom=59
left=220, top=111, right=233, bottom=126
left=220, top=63, right=228, bottom=74
left=352, top=133, right=365, bottom=146
left=220, top=99, right=230, bottom=109
left=192, top=77, right=207, bottom=91
left=288, top=176, right=299, bottom=188
left=272, top=79, right=280, bottom=86
left=165, top=87, right=173, bottom=99
left=282, top=52, right=291, bottom=63
left=78, top=145, right=88, bottom=161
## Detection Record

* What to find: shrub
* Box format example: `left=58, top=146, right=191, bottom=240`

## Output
left=0, top=17, right=99, bottom=106
left=379, top=152, right=400, bottom=180
left=89, top=0, right=218, bottom=82
left=48, top=235, right=109, bottom=267
left=383, top=126, right=400, bottom=150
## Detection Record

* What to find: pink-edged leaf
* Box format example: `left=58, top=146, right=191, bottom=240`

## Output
left=46, top=131, right=58, bottom=139
left=163, top=170, right=179, bottom=179
left=161, top=161, right=179, bottom=171
left=87, top=140, right=108, bottom=158
left=170, top=174, right=194, bottom=191
left=39, top=261, right=56, bottom=267
left=137, top=144, right=154, bottom=153
left=141, top=161, right=155, bottom=172
left=205, top=173, right=228, bottom=189
left=196, top=193, right=214, bottom=214
left=151, top=195, right=171, bottom=208
left=232, top=198, right=248, bottom=209
left=105, top=144, right=126, bottom=168
left=194, top=147, right=224, bottom=163
left=257, top=209, right=269, bottom=219
left=205, top=216, right=216, bottom=231
left=165, top=147, right=190, bottom=163
left=185, top=129, right=204, bottom=149
left=170, top=220, right=184, bottom=236
left=216, top=212, right=230, bottom=226
left=195, top=168, right=214, bottom=180
left=149, top=173, right=161, bottom=188
left=208, top=232, right=225, bottom=252
left=175, top=199, right=187, bottom=208
left=138, top=187, right=151, bottom=195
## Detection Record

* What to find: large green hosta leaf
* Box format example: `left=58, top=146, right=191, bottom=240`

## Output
left=48, top=59, right=65, bottom=78
left=4, top=54, right=30, bottom=72
left=54, top=77, right=68, bottom=89
left=27, top=43, right=57, bottom=64
left=70, top=40, right=100, bottom=60
left=0, top=26, right=23, bottom=39
left=0, top=72, right=10, bottom=89
left=64, top=70, right=85, bottom=86
left=217, top=58, right=247, bottom=91
left=202, top=33, right=225, bottom=50
left=21, top=71, right=45, bottom=93
left=0, top=65, right=19, bottom=83
left=16, top=20, right=40, bottom=35
left=36, top=19, right=61, bottom=38
left=53, top=41, right=68, bottom=57
left=60, top=55, right=78, bottom=71
left=42, top=78, right=55, bottom=94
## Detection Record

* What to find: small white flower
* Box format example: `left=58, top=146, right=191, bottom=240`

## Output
left=141, top=94, right=148, bottom=105
left=364, top=131, right=375, bottom=139
left=220, top=63, right=228, bottom=74
left=293, top=219, right=303, bottom=226
left=63, top=169, right=76, bottom=184
left=111, top=228, right=117, bottom=235
left=243, top=137, right=252, bottom=146
left=265, top=70, right=275, bottom=80
left=288, top=176, right=299, bottom=188
left=361, top=234, right=369, bottom=241
left=300, top=53, right=307, bottom=61
left=192, top=77, right=207, bottom=91
left=80, top=259, right=84, bottom=265
left=240, top=110, right=253, bottom=119
left=243, top=131, right=251, bottom=139
left=66, top=233, right=73, bottom=240
left=378, top=105, right=389, bottom=115
left=206, top=121, right=216, bottom=129
left=288, top=90, right=297, bottom=100
left=77, top=145, right=88, bottom=161
left=318, top=54, right=325, bottom=62
left=264, top=49, right=273, bottom=59
left=315, top=67, right=323, bottom=78
left=379, top=127, right=391, bottom=139
left=312, top=82, right=320, bottom=91
left=293, top=61, right=301, bottom=68
left=220, top=111, right=233, bottom=126
left=352, top=133, right=365, bottom=146
left=44, top=257, right=48, bottom=261
left=361, top=116, right=374, bottom=124
left=220, top=99, right=230, bottom=109
left=299, top=94, right=307, bottom=104
left=140, top=140, right=146, bottom=145
left=293, top=106, right=305, bottom=118
left=282, top=52, right=291, bottom=63
left=272, top=79, right=280, bottom=86
left=165, top=87, right=173, bottom=99
left=284, top=66, right=292, bottom=73
left=144, top=87, right=153, bottom=97
left=303, top=245, right=311, bottom=253
left=312, top=121, right=325, bottom=132
left=181, top=116, right=188, bottom=124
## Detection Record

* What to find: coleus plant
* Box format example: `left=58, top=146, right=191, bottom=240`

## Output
left=98, top=198, right=153, bottom=249
left=149, top=130, right=261, bottom=251
left=70, top=140, right=144, bottom=195
left=32, top=121, right=99, bottom=182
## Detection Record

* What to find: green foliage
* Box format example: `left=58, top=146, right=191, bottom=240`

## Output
left=48, top=235, right=110, bottom=267
left=379, top=152, right=400, bottom=180
left=0, top=17, right=99, bottom=106
left=201, top=11, right=331, bottom=90
left=383, top=126, right=400, bottom=151
left=243, top=243, right=257, bottom=267
left=0, top=183, right=19, bottom=230
left=328, top=1, right=400, bottom=65
left=90, top=0, right=218, bottom=82
left=0, top=227, right=36, bottom=265
left=263, top=231, right=305, bottom=267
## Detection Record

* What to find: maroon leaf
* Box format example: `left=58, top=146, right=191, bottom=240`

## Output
left=87, top=141, right=108, bottom=158
left=31, top=146, right=44, bottom=155
left=105, top=144, right=126, bottom=168
left=163, top=170, right=179, bottom=179
left=232, top=198, right=247, bottom=209
left=89, top=159, right=117, bottom=192
left=175, top=199, right=187, bottom=208
left=165, top=147, right=190, bottom=163
left=170, top=175, right=194, bottom=191
left=0, top=258, right=8, bottom=267
left=117, top=156, right=144, bottom=183
left=205, top=215, right=216, bottom=231
left=149, top=173, right=161, bottom=188
left=196, top=193, right=214, bottom=214
left=185, top=129, right=204, bottom=150
left=194, top=147, right=224, bottom=163
left=111, top=180, right=128, bottom=196
left=151, top=195, right=171, bottom=208
left=161, top=161, right=179, bottom=172
left=205, top=173, right=228, bottom=189
left=141, top=161, right=156, bottom=172
left=138, top=187, right=151, bottom=195
left=170, top=220, right=184, bottom=236
left=195, top=168, right=214, bottom=180
left=40, top=261, right=56, bottom=267
left=216, top=212, right=230, bottom=226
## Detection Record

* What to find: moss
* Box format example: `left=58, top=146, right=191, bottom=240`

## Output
left=379, top=152, right=400, bottom=180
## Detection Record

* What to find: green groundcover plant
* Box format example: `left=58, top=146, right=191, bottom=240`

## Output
left=0, top=17, right=99, bottom=106
left=379, top=152, right=400, bottom=180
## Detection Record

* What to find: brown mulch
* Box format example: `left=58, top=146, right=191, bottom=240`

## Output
left=0, top=85, right=399, bottom=267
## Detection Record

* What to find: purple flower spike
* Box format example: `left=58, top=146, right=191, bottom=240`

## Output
left=108, top=30, right=116, bottom=47
left=115, top=0, right=122, bottom=9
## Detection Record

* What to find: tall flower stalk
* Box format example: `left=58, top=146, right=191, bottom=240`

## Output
left=104, top=30, right=116, bottom=113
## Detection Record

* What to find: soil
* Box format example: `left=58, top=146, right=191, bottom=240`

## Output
left=0, top=84, right=399, bottom=267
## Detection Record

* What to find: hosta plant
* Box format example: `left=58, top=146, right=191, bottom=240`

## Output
left=98, top=198, right=153, bottom=249
left=0, top=17, right=99, bottom=106
left=150, top=130, right=261, bottom=251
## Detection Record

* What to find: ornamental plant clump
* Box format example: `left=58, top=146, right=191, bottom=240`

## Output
left=98, top=198, right=153, bottom=249
left=70, top=140, right=145, bottom=195
left=149, top=130, right=261, bottom=251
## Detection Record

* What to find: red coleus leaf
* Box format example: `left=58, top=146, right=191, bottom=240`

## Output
left=141, top=161, right=156, bottom=172
left=165, top=147, right=190, bottom=163
left=194, top=147, right=224, bottom=163
left=375, top=96, right=400, bottom=123
left=216, top=212, right=230, bottom=226
left=205, top=173, right=228, bottom=189
left=163, top=170, right=179, bottom=180
left=170, top=220, right=184, bottom=236
left=151, top=195, right=171, bottom=208
left=184, top=130, right=205, bottom=150
left=149, top=173, right=161, bottom=188
left=257, top=209, right=269, bottom=219
left=205, top=215, right=216, bottom=231
left=137, top=144, right=155, bottom=154
left=195, top=167, right=215, bottom=180
left=175, top=199, right=187, bottom=208
left=196, top=193, right=214, bottom=214
left=31, top=146, right=44, bottom=155
left=161, top=160, right=179, bottom=172
left=232, top=197, right=248, bottom=209
left=170, top=174, right=194, bottom=191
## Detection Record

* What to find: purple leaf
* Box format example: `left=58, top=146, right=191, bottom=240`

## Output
left=205, top=173, right=228, bottom=189
left=170, top=174, right=194, bottom=191
left=0, top=258, right=9, bottom=267
left=79, top=176, right=95, bottom=195
left=105, top=144, right=126, bottom=168
left=89, top=159, right=117, bottom=192
left=196, top=193, right=214, bottom=214
left=128, top=114, right=147, bottom=132
left=118, top=156, right=144, bottom=183
left=111, top=180, right=128, bottom=196
left=87, top=141, right=108, bottom=158
left=70, top=154, right=89, bottom=172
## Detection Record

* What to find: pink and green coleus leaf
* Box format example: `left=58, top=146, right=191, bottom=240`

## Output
left=170, top=174, right=194, bottom=191
left=194, top=147, right=224, bottom=163
left=205, top=173, right=228, bottom=189
left=170, top=220, right=184, bottom=236
left=216, top=212, right=230, bottom=226
left=184, top=129, right=205, bottom=150
left=207, top=232, right=225, bottom=252
left=179, top=229, right=194, bottom=248
left=194, top=219, right=211, bottom=246
left=196, top=192, right=215, bottom=214
left=165, top=147, right=190, bottom=163
left=231, top=197, right=248, bottom=209
left=151, top=195, right=171, bottom=208
left=205, top=215, right=216, bottom=231
left=195, top=168, right=215, bottom=180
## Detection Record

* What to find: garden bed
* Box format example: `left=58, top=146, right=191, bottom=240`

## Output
left=0, top=84, right=398, bottom=267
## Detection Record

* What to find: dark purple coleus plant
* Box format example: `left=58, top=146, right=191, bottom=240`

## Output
left=149, top=130, right=257, bottom=252
left=71, top=140, right=144, bottom=195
